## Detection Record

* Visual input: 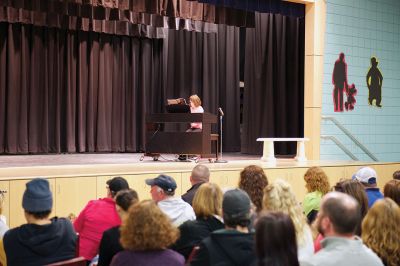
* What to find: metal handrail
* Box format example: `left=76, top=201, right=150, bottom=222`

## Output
left=321, top=116, right=378, bottom=161
left=320, top=135, right=359, bottom=160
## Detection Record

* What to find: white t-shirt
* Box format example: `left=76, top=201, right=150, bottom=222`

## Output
left=190, top=106, right=204, bottom=129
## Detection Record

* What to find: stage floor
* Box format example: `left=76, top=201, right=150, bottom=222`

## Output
left=0, top=152, right=370, bottom=179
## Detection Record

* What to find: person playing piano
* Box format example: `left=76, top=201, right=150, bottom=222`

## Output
left=187, top=94, right=204, bottom=132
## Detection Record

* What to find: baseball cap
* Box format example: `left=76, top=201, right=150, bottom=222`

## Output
left=145, top=174, right=177, bottom=192
left=354, top=167, right=377, bottom=184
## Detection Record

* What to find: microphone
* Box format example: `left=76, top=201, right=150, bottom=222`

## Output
left=218, top=107, right=224, bottom=116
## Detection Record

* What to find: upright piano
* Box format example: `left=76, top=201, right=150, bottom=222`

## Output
left=145, top=113, right=218, bottom=158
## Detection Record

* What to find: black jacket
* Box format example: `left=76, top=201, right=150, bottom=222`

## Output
left=182, top=182, right=204, bottom=206
left=190, top=229, right=255, bottom=266
left=98, top=226, right=123, bottom=266
left=3, top=217, right=77, bottom=266
left=173, top=216, right=224, bottom=259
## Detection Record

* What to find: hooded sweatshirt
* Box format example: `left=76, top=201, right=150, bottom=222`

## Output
left=158, top=197, right=196, bottom=226
left=190, top=229, right=255, bottom=266
left=3, top=217, right=77, bottom=266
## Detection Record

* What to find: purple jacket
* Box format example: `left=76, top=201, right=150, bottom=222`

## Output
left=111, top=249, right=185, bottom=266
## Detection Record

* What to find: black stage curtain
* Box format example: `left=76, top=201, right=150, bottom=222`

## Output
left=164, top=25, right=241, bottom=152
left=0, top=22, right=162, bottom=154
left=241, top=12, right=305, bottom=155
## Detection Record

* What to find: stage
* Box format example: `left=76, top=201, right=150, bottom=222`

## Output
left=0, top=152, right=383, bottom=179
left=0, top=153, right=398, bottom=228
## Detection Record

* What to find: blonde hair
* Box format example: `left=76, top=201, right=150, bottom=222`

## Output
left=120, top=200, right=179, bottom=251
left=192, top=183, right=223, bottom=218
left=189, top=94, right=201, bottom=107
left=304, top=167, right=330, bottom=194
left=362, top=198, right=400, bottom=266
left=263, top=179, right=309, bottom=245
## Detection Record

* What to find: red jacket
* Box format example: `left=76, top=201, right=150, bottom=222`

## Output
left=74, top=198, right=121, bottom=260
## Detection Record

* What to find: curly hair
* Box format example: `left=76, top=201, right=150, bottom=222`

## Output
left=120, top=200, right=179, bottom=251
left=192, top=183, right=223, bottom=218
left=239, top=165, right=269, bottom=213
left=384, top=179, right=400, bottom=206
left=362, top=198, right=400, bottom=266
left=304, top=167, right=330, bottom=195
left=262, top=179, right=309, bottom=245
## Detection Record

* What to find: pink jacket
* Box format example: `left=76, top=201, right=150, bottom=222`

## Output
left=74, top=198, right=121, bottom=260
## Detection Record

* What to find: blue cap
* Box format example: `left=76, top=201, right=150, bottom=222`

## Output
left=22, top=178, right=53, bottom=212
left=145, top=175, right=177, bottom=192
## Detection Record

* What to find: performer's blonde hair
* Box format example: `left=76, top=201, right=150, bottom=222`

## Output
left=190, top=94, right=201, bottom=107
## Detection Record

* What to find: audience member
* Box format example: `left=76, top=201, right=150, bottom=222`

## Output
left=238, top=165, right=269, bottom=213
left=182, top=165, right=210, bottom=205
left=146, top=174, right=195, bottom=226
left=0, top=192, right=8, bottom=238
left=362, top=198, right=400, bottom=266
left=314, top=179, right=369, bottom=253
left=334, top=179, right=368, bottom=235
left=255, top=211, right=299, bottom=266
left=74, top=176, right=129, bottom=261
left=1, top=178, right=76, bottom=266
left=263, top=179, right=314, bottom=261
left=98, top=189, right=139, bottom=266
left=303, top=167, right=330, bottom=223
left=353, top=167, right=383, bottom=207
left=383, top=179, right=400, bottom=205
left=393, top=170, right=400, bottom=180
left=110, top=200, right=184, bottom=266
left=190, top=189, right=256, bottom=266
left=173, top=183, right=224, bottom=259
left=301, top=192, right=383, bottom=266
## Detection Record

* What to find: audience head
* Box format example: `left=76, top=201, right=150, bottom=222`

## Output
left=393, top=170, right=400, bottom=180
left=115, top=189, right=139, bottom=220
left=239, top=165, right=268, bottom=213
left=304, top=167, right=330, bottom=195
left=255, top=211, right=299, bottom=266
left=106, top=176, right=129, bottom=198
left=222, top=189, right=251, bottom=229
left=189, top=94, right=201, bottom=107
left=120, top=200, right=179, bottom=251
left=262, top=179, right=308, bottom=245
left=384, top=180, right=400, bottom=206
left=362, top=198, right=400, bottom=266
left=192, top=183, right=223, bottom=218
left=23, top=178, right=53, bottom=221
left=190, top=165, right=210, bottom=185
left=354, top=167, right=378, bottom=187
left=146, top=174, right=177, bottom=202
left=334, top=179, right=369, bottom=220
left=316, top=192, right=360, bottom=237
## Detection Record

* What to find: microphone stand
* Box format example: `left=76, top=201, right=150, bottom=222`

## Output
left=215, top=108, right=227, bottom=163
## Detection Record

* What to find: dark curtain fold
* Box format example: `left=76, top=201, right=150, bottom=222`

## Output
left=0, top=0, right=256, bottom=34
left=163, top=25, right=241, bottom=151
left=242, top=12, right=304, bottom=155
left=0, top=22, right=162, bottom=154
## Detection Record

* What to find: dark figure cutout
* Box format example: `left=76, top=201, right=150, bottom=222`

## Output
left=332, top=53, right=348, bottom=112
left=366, top=57, right=383, bottom=107
left=345, top=83, right=357, bottom=111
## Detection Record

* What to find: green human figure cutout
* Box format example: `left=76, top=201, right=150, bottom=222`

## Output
left=366, top=57, right=383, bottom=107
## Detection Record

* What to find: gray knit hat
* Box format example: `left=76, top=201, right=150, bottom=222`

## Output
left=22, top=178, right=53, bottom=212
